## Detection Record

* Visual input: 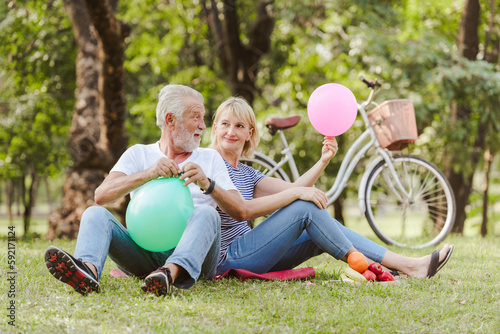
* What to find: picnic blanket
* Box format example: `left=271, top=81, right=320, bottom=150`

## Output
left=215, top=267, right=315, bottom=281
left=110, top=267, right=315, bottom=282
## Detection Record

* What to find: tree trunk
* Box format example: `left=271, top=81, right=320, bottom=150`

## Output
left=23, top=169, right=38, bottom=236
left=481, top=149, right=492, bottom=237
left=15, top=178, right=21, bottom=216
left=457, top=0, right=480, bottom=59
left=480, top=2, right=498, bottom=236
left=5, top=180, right=13, bottom=222
left=47, top=0, right=128, bottom=240
left=203, top=0, right=274, bottom=105
left=444, top=0, right=481, bottom=234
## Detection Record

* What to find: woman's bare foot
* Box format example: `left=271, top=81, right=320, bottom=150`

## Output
left=405, top=244, right=452, bottom=278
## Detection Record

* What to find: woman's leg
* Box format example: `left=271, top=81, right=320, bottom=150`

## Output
left=268, top=224, right=388, bottom=272
left=216, top=200, right=355, bottom=275
left=335, top=223, right=452, bottom=277
left=267, top=231, right=323, bottom=272
left=269, top=219, right=452, bottom=277
left=335, top=223, right=387, bottom=263
left=380, top=245, right=452, bottom=278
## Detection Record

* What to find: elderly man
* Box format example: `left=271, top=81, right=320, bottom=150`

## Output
left=45, top=84, right=245, bottom=296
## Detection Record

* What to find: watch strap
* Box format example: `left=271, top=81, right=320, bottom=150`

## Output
left=201, top=178, right=216, bottom=195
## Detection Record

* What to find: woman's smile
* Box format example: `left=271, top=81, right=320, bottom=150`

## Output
left=223, top=136, right=239, bottom=144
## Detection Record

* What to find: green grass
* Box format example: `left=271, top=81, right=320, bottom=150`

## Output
left=1, top=235, right=499, bottom=333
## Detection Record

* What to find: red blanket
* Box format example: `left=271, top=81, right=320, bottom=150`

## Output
left=111, top=267, right=315, bottom=282
left=215, top=267, right=315, bottom=281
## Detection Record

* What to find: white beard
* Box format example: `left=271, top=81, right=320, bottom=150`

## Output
left=176, top=124, right=202, bottom=152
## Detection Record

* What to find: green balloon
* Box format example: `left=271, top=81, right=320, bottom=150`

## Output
left=126, top=177, right=194, bottom=252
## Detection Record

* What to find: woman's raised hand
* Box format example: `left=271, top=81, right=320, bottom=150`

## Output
left=321, top=137, right=338, bottom=163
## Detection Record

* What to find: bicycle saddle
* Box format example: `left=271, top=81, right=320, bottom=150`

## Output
left=265, top=115, right=301, bottom=135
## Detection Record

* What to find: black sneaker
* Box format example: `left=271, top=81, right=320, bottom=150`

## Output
left=45, top=246, right=100, bottom=295
left=143, top=267, right=173, bottom=296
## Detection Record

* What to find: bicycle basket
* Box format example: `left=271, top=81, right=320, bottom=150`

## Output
left=367, top=99, right=418, bottom=151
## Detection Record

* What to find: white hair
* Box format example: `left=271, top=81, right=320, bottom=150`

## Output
left=156, top=84, right=204, bottom=130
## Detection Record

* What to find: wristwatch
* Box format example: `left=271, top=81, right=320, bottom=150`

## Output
left=200, top=178, right=216, bottom=195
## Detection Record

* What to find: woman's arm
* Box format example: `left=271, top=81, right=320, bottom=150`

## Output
left=244, top=177, right=328, bottom=221
left=293, top=136, right=338, bottom=187
left=239, top=137, right=337, bottom=221
left=252, top=137, right=337, bottom=198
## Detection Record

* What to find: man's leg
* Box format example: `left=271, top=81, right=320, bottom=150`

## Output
left=144, top=206, right=220, bottom=295
left=74, top=206, right=169, bottom=279
left=46, top=206, right=169, bottom=294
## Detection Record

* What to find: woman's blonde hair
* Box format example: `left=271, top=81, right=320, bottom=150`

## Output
left=210, top=96, right=260, bottom=159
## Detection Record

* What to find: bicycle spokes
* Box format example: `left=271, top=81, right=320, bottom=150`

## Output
left=365, top=156, right=455, bottom=248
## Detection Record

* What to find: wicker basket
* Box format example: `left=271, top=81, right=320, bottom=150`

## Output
left=367, top=99, right=418, bottom=151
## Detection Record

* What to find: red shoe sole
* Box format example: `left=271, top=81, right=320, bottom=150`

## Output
left=45, top=246, right=100, bottom=295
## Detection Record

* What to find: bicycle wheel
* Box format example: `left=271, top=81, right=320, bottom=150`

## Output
left=240, top=152, right=290, bottom=182
left=364, top=155, right=456, bottom=248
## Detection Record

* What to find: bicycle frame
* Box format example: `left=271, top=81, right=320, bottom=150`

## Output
left=274, top=86, right=414, bottom=211
left=262, top=130, right=300, bottom=182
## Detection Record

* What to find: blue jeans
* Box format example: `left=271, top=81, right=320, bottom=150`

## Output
left=216, top=200, right=387, bottom=275
left=74, top=205, right=220, bottom=289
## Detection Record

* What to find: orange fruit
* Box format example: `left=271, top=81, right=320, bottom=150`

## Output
left=347, top=252, right=369, bottom=273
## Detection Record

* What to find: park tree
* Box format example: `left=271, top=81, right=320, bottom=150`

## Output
left=0, top=0, right=75, bottom=236
left=47, top=0, right=129, bottom=239
left=440, top=0, right=500, bottom=234
left=442, top=0, right=482, bottom=234
left=480, top=0, right=500, bottom=235
left=202, top=0, right=275, bottom=105
left=118, top=0, right=233, bottom=142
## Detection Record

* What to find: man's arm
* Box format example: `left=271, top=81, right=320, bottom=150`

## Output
left=209, top=188, right=246, bottom=222
left=95, top=157, right=182, bottom=205
left=95, top=171, right=149, bottom=205
left=180, top=162, right=246, bottom=221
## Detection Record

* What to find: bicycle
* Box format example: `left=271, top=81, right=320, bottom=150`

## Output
left=241, top=77, right=456, bottom=249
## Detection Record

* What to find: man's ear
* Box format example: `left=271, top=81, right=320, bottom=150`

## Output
left=165, top=113, right=175, bottom=127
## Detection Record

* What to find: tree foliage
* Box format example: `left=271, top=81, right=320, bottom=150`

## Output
left=2, top=0, right=500, bottom=236
left=0, top=0, right=75, bottom=179
left=0, top=0, right=75, bottom=234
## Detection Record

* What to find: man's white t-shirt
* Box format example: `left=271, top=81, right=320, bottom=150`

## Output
left=110, top=142, right=237, bottom=208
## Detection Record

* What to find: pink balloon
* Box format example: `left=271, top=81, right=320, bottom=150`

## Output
left=307, top=83, right=358, bottom=136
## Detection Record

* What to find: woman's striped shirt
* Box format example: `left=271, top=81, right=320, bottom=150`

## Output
left=216, top=160, right=266, bottom=264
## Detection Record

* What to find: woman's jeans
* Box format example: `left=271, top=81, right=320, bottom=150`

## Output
left=74, top=205, right=220, bottom=289
left=216, top=200, right=387, bottom=275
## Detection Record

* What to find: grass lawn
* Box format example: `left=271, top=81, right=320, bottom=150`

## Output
left=1, top=233, right=499, bottom=333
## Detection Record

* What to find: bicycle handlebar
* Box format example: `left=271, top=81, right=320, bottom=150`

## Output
left=359, top=76, right=381, bottom=89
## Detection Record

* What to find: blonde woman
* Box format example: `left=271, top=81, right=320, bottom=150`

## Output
left=210, top=96, right=453, bottom=278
